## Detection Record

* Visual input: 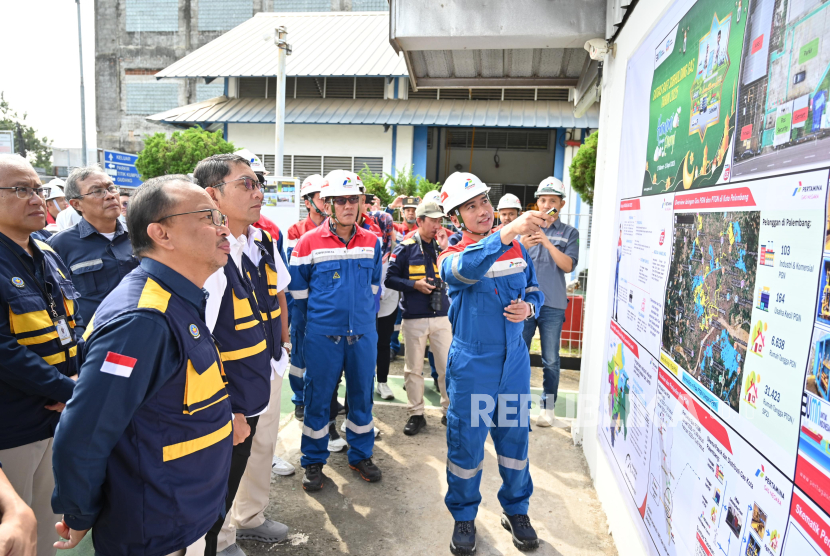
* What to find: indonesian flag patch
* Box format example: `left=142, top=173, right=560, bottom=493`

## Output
left=100, top=351, right=137, bottom=378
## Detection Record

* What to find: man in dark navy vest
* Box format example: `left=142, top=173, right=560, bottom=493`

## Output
left=195, top=154, right=291, bottom=556
left=0, top=154, right=80, bottom=556
left=51, top=176, right=235, bottom=556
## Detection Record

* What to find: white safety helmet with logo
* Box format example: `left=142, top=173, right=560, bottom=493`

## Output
left=44, top=184, right=66, bottom=201
left=320, top=169, right=363, bottom=199
left=46, top=178, right=66, bottom=192
left=535, top=176, right=566, bottom=198
left=497, top=193, right=522, bottom=212
left=422, top=189, right=441, bottom=206
left=439, top=172, right=491, bottom=236
left=301, top=174, right=325, bottom=198
left=234, top=148, right=267, bottom=174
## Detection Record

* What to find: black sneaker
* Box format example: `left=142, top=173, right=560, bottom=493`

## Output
left=501, top=513, right=539, bottom=551
left=404, top=415, right=427, bottom=436
left=433, top=376, right=440, bottom=392
left=302, top=463, right=325, bottom=492
left=450, top=520, right=476, bottom=555
left=294, top=405, right=304, bottom=421
left=349, top=458, right=382, bottom=482
left=441, top=415, right=447, bottom=426
left=390, top=349, right=398, bottom=362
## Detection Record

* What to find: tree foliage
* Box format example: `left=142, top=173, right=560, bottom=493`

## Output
left=0, top=92, right=53, bottom=173
left=568, top=130, right=598, bottom=206
left=386, top=164, right=440, bottom=200
left=357, top=163, right=392, bottom=206
left=136, top=126, right=235, bottom=180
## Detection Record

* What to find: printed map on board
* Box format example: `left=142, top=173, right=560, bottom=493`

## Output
left=662, top=211, right=760, bottom=411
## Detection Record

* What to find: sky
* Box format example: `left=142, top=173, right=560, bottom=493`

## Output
left=0, top=0, right=97, bottom=150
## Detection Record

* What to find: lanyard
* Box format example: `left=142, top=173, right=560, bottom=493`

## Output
left=0, top=236, right=64, bottom=319
left=413, top=232, right=440, bottom=280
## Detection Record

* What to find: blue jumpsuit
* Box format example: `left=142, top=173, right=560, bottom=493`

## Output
left=289, top=221, right=382, bottom=467
left=439, top=232, right=544, bottom=522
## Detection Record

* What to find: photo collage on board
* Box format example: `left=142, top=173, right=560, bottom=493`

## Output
left=602, top=0, right=830, bottom=552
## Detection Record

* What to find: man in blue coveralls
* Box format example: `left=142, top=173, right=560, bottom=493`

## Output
left=51, top=176, right=235, bottom=556
left=437, top=172, right=552, bottom=554
left=289, top=170, right=383, bottom=492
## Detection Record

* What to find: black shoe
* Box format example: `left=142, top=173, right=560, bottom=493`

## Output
left=294, top=405, right=304, bottom=421
left=434, top=376, right=440, bottom=392
left=390, top=349, right=398, bottom=362
left=403, top=415, right=427, bottom=436
left=441, top=415, right=447, bottom=426
left=501, top=513, right=539, bottom=551
left=349, top=458, right=382, bottom=482
left=302, top=463, right=325, bottom=492
left=450, top=520, right=476, bottom=555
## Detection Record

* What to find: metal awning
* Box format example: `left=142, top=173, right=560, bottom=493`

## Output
left=155, top=12, right=408, bottom=80
left=147, top=97, right=599, bottom=128
left=389, top=0, right=606, bottom=89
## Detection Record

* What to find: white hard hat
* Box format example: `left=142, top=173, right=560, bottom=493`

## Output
left=535, top=177, right=565, bottom=198
left=234, top=148, right=267, bottom=174
left=300, top=174, right=325, bottom=197
left=44, top=184, right=65, bottom=201
left=423, top=190, right=441, bottom=205
left=321, top=170, right=363, bottom=198
left=439, top=172, right=490, bottom=215
left=497, top=193, right=522, bottom=211
left=47, top=178, right=66, bottom=191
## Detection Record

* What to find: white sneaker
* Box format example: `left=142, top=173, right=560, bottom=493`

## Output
left=340, top=420, right=380, bottom=437
left=217, top=544, right=245, bottom=556
left=536, top=408, right=556, bottom=427
left=376, top=382, right=394, bottom=400
left=329, top=436, right=348, bottom=452
left=271, top=455, right=296, bottom=476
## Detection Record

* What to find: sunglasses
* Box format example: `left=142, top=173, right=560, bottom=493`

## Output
left=212, top=176, right=262, bottom=191
left=330, top=196, right=361, bottom=206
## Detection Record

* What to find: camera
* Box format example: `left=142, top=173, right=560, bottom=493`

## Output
left=428, top=277, right=445, bottom=312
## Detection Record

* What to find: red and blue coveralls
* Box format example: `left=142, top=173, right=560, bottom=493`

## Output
left=438, top=231, right=544, bottom=521
left=288, top=220, right=382, bottom=466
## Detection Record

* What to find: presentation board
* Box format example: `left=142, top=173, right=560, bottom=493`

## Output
left=601, top=0, right=830, bottom=552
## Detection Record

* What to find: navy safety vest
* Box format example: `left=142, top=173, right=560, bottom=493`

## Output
left=0, top=239, right=80, bottom=448
left=82, top=268, right=232, bottom=554
left=4, top=240, right=81, bottom=369
left=215, top=255, right=272, bottom=416
left=249, top=230, right=283, bottom=358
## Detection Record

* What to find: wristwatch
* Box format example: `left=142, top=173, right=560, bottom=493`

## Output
left=525, top=302, right=536, bottom=321
left=281, top=341, right=292, bottom=352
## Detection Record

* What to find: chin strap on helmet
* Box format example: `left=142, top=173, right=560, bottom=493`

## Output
left=453, top=209, right=490, bottom=238
left=306, top=194, right=328, bottom=218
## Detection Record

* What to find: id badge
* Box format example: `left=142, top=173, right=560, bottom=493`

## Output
left=54, top=317, right=73, bottom=345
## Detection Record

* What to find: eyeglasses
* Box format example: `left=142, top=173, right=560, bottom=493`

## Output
left=330, top=196, right=361, bottom=206
left=211, top=176, right=262, bottom=191
left=156, top=208, right=228, bottom=227
left=0, top=186, right=47, bottom=199
left=76, top=185, right=118, bottom=199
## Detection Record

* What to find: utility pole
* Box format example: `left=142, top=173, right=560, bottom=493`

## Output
left=274, top=27, right=291, bottom=176
left=76, top=0, right=88, bottom=165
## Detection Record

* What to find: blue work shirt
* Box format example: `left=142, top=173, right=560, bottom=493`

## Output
left=0, top=232, right=79, bottom=450
left=525, top=218, right=579, bottom=309
left=48, top=218, right=138, bottom=327
left=51, top=258, right=213, bottom=532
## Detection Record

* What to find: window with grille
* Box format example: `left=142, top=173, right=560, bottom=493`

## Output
left=324, top=78, right=355, bottom=99
left=323, top=156, right=353, bottom=174
left=470, top=89, right=502, bottom=100
left=352, top=0, right=389, bottom=10
left=355, top=78, right=385, bottom=99
left=259, top=155, right=292, bottom=175
left=408, top=84, right=438, bottom=99
left=125, top=0, right=178, bottom=32
left=503, top=89, right=536, bottom=100
left=272, top=0, right=331, bottom=11
left=296, top=77, right=326, bottom=99
left=239, top=77, right=267, bottom=98
left=292, top=156, right=323, bottom=181
left=438, top=89, right=470, bottom=100
left=536, top=89, right=570, bottom=101
left=199, top=0, right=252, bottom=31
left=126, top=82, right=180, bottom=115
left=445, top=129, right=549, bottom=151
left=196, top=83, right=225, bottom=102
left=354, top=157, right=383, bottom=175
left=426, top=129, right=434, bottom=149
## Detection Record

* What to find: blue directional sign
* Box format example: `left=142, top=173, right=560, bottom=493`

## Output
left=103, top=150, right=142, bottom=188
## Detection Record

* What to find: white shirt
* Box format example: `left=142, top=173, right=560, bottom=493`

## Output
left=203, top=226, right=291, bottom=416
left=56, top=207, right=82, bottom=231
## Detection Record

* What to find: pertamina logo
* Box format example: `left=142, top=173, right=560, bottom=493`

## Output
left=793, top=181, right=823, bottom=200
left=464, top=178, right=475, bottom=189
left=755, top=465, right=765, bottom=478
